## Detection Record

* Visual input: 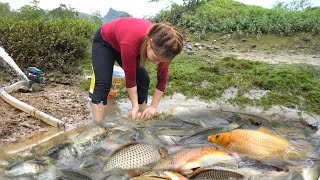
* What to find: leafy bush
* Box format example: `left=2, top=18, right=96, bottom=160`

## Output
left=0, top=19, right=96, bottom=73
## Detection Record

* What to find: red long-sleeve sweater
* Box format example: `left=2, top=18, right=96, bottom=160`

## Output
left=100, top=18, right=168, bottom=92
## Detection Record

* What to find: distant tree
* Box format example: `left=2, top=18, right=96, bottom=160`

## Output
left=90, top=11, right=103, bottom=25
left=47, top=4, right=79, bottom=19
left=30, top=0, right=40, bottom=7
left=0, top=2, right=11, bottom=18
left=148, top=0, right=208, bottom=11
left=0, top=2, right=11, bottom=13
left=273, top=0, right=311, bottom=11
left=149, top=0, right=202, bottom=5
left=17, top=0, right=46, bottom=20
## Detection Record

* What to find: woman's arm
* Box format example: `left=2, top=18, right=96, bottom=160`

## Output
left=150, top=88, right=163, bottom=109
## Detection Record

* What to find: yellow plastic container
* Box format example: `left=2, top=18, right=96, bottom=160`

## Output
left=108, top=77, right=123, bottom=97
left=89, top=65, right=125, bottom=100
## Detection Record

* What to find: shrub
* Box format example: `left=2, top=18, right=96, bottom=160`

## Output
left=0, top=18, right=96, bottom=73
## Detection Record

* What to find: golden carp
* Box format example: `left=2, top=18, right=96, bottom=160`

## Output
left=103, top=143, right=167, bottom=172
left=188, top=169, right=244, bottom=180
left=207, top=127, right=297, bottom=160
left=152, top=146, right=236, bottom=174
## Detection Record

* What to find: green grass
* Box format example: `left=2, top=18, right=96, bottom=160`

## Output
left=78, top=77, right=91, bottom=92
left=150, top=55, right=320, bottom=114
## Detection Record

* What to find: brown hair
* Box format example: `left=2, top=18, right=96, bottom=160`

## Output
left=140, top=23, right=183, bottom=67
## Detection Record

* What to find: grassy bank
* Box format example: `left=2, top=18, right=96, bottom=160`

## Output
left=78, top=53, right=320, bottom=115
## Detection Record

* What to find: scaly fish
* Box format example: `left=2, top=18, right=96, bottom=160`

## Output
left=103, top=143, right=168, bottom=172
left=207, top=127, right=297, bottom=160
left=152, top=146, right=236, bottom=174
left=47, top=142, right=72, bottom=158
left=58, top=169, right=93, bottom=180
left=239, top=162, right=289, bottom=172
left=188, top=169, right=244, bottom=180
left=5, top=160, right=46, bottom=176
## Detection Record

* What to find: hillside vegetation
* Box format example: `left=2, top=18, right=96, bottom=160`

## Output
left=0, top=1, right=133, bottom=74
left=151, top=0, right=320, bottom=35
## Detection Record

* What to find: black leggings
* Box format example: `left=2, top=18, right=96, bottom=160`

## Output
left=90, top=28, right=150, bottom=105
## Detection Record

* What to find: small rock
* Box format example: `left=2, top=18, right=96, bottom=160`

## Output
left=185, top=44, right=192, bottom=50
left=213, top=46, right=220, bottom=50
left=207, top=46, right=214, bottom=51
left=31, top=83, right=43, bottom=92
left=186, top=51, right=193, bottom=55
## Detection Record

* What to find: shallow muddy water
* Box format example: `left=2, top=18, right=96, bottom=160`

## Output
left=0, top=96, right=319, bottom=180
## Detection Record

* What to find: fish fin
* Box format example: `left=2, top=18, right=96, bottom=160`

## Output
left=110, top=142, right=139, bottom=155
left=257, top=126, right=294, bottom=148
left=257, top=126, right=275, bottom=134
left=164, top=171, right=188, bottom=180
left=186, top=167, right=205, bottom=177
left=181, top=169, right=195, bottom=175
left=158, top=146, right=169, bottom=158
left=127, top=168, right=150, bottom=178
left=257, top=127, right=287, bottom=140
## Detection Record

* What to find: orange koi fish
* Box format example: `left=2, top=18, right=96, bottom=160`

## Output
left=207, top=127, right=297, bottom=160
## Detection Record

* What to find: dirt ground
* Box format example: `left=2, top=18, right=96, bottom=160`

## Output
left=0, top=34, right=319, bottom=147
left=0, top=83, right=90, bottom=146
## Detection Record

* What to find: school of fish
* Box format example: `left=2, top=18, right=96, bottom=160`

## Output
left=1, top=116, right=317, bottom=180
left=99, top=126, right=306, bottom=179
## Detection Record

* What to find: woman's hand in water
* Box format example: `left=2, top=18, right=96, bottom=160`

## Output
left=141, top=106, right=156, bottom=120
left=128, top=106, right=140, bottom=119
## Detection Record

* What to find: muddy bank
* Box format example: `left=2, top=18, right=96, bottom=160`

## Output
left=0, top=83, right=90, bottom=146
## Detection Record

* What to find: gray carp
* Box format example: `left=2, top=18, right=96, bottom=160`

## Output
left=103, top=143, right=167, bottom=172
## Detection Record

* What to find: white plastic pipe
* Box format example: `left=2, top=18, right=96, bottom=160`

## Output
left=1, top=126, right=85, bottom=154
left=3, top=80, right=27, bottom=93
left=0, top=47, right=29, bottom=83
